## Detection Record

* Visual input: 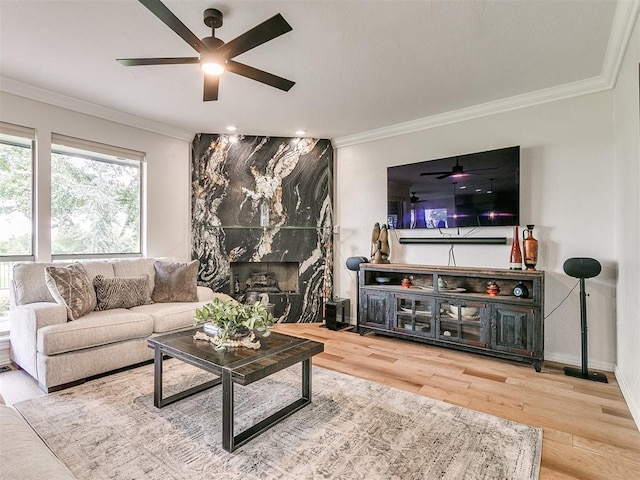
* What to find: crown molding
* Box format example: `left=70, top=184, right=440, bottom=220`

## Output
left=334, top=0, right=640, bottom=149
left=0, top=77, right=195, bottom=142
left=602, top=0, right=640, bottom=87
left=2, top=0, right=637, bottom=148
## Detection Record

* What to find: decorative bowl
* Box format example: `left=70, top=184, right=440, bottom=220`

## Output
left=375, top=277, right=391, bottom=284
left=449, top=305, right=478, bottom=318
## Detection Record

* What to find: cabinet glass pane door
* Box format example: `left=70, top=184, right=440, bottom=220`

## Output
left=438, top=300, right=487, bottom=345
left=395, top=295, right=434, bottom=337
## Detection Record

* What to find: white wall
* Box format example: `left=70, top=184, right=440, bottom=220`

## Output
left=0, top=92, right=193, bottom=261
left=335, top=91, right=618, bottom=371
left=613, top=14, right=640, bottom=427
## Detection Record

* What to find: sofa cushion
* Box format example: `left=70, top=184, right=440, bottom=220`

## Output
left=12, top=261, right=115, bottom=307
left=151, top=260, right=199, bottom=303
left=93, top=275, right=152, bottom=311
left=12, top=263, right=56, bottom=306
left=130, top=302, right=208, bottom=333
left=111, top=258, right=157, bottom=296
left=37, top=309, right=154, bottom=356
left=44, top=264, right=97, bottom=321
left=79, top=260, right=115, bottom=281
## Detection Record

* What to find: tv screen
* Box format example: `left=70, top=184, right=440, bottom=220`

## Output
left=387, top=146, right=519, bottom=229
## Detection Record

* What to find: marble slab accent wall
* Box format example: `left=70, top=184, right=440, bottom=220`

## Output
left=191, top=134, right=333, bottom=323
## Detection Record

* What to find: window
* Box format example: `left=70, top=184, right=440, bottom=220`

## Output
left=0, top=122, right=35, bottom=335
left=50, top=134, right=144, bottom=258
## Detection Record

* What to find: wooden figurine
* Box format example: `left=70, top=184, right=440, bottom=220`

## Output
left=370, top=222, right=390, bottom=264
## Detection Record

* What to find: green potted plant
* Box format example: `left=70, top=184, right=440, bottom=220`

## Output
left=194, top=297, right=274, bottom=341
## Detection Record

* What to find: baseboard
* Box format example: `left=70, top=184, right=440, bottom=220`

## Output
left=0, top=337, right=11, bottom=366
left=543, top=352, right=615, bottom=373
left=614, top=365, right=640, bottom=431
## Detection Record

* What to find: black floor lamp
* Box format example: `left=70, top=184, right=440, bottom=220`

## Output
left=563, top=257, right=608, bottom=383
left=346, top=256, right=368, bottom=331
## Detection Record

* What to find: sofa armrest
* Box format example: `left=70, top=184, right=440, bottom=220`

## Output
left=11, top=302, right=67, bottom=330
left=10, top=302, right=67, bottom=379
left=196, top=286, right=234, bottom=303
left=0, top=405, right=77, bottom=479
left=196, top=286, right=214, bottom=302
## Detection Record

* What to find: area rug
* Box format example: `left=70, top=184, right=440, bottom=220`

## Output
left=15, top=360, right=541, bottom=480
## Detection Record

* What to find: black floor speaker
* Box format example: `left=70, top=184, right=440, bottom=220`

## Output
left=562, top=257, right=608, bottom=383
left=325, top=297, right=351, bottom=331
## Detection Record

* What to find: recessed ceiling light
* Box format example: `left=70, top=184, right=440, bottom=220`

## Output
left=295, top=129, right=306, bottom=136
left=226, top=126, right=238, bottom=132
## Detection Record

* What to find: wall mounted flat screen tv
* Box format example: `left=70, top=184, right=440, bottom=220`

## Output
left=387, top=146, right=519, bottom=229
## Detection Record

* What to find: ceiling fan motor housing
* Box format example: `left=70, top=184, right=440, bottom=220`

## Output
left=204, top=8, right=223, bottom=29
left=202, top=36, right=225, bottom=50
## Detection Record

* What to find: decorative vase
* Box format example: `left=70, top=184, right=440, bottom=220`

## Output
left=203, top=322, right=250, bottom=341
left=486, top=281, right=500, bottom=296
left=509, top=226, right=522, bottom=270
left=522, top=225, right=538, bottom=270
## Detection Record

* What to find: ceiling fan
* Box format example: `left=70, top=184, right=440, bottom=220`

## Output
left=420, top=157, right=496, bottom=180
left=117, top=0, right=295, bottom=101
left=409, top=192, right=428, bottom=204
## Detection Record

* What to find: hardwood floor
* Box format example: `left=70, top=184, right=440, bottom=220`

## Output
left=1, top=323, right=638, bottom=479
left=276, top=324, right=640, bottom=480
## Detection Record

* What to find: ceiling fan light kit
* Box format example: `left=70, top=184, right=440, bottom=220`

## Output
left=200, top=53, right=226, bottom=76
left=117, top=0, right=295, bottom=101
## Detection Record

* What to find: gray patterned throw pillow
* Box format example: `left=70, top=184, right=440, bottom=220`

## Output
left=44, top=263, right=97, bottom=321
left=151, top=260, right=199, bottom=303
left=93, top=274, right=152, bottom=311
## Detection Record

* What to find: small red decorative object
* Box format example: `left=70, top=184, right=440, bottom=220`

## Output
left=486, top=281, right=500, bottom=296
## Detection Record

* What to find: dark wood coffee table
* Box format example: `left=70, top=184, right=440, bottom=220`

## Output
left=147, top=328, right=324, bottom=452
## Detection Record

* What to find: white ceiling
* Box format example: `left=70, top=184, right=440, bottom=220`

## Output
left=0, top=0, right=634, bottom=143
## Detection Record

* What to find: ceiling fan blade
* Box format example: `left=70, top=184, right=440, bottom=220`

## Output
left=436, top=173, right=453, bottom=180
left=117, top=57, right=199, bottom=66
left=420, top=171, right=451, bottom=176
left=218, top=14, right=292, bottom=59
left=138, top=0, right=208, bottom=53
left=203, top=75, right=219, bottom=101
left=226, top=60, right=295, bottom=91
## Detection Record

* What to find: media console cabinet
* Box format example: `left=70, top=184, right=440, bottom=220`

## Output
left=358, top=263, right=545, bottom=371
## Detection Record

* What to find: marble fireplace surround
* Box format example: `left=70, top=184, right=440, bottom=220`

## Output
left=191, top=134, right=333, bottom=323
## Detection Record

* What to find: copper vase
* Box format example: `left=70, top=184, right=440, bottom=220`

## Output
left=522, top=225, right=539, bottom=270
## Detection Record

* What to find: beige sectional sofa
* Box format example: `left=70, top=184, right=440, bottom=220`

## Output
left=0, top=394, right=76, bottom=479
left=9, top=257, right=231, bottom=392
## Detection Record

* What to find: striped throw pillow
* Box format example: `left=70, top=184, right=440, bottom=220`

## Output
left=93, top=274, right=152, bottom=311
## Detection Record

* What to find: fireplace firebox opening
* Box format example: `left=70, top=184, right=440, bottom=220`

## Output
left=230, top=261, right=299, bottom=294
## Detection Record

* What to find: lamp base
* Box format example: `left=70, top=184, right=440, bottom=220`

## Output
left=564, top=366, right=608, bottom=383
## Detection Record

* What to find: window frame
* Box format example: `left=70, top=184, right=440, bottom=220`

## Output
left=0, top=122, right=36, bottom=337
left=0, top=122, right=36, bottom=263
left=50, top=133, right=145, bottom=260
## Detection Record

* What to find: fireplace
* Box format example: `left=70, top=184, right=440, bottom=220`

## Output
left=231, top=261, right=299, bottom=294
left=191, top=134, right=333, bottom=323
